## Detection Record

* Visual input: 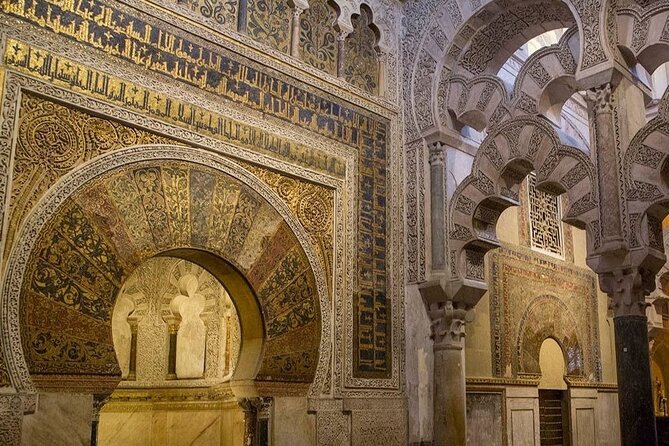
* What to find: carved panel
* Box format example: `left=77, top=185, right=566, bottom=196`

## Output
left=247, top=0, right=292, bottom=53
left=344, top=7, right=380, bottom=94
left=299, top=0, right=338, bottom=76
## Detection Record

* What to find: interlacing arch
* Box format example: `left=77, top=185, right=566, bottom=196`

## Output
left=406, top=0, right=621, bottom=140
left=620, top=4, right=669, bottom=271
left=447, top=116, right=597, bottom=302
left=446, top=27, right=581, bottom=132
left=623, top=102, right=669, bottom=267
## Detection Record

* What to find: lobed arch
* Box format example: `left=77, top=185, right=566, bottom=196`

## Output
left=511, top=26, right=580, bottom=123
left=516, top=295, right=585, bottom=377
left=326, top=0, right=391, bottom=50
left=444, top=27, right=581, bottom=133
left=406, top=0, right=619, bottom=138
left=453, top=1, right=575, bottom=78
left=447, top=116, right=597, bottom=303
left=623, top=115, right=669, bottom=269
left=0, top=145, right=331, bottom=399
left=408, top=0, right=581, bottom=136
left=617, top=1, right=669, bottom=75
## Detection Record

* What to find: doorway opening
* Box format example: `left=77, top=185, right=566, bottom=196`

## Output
left=538, top=338, right=570, bottom=446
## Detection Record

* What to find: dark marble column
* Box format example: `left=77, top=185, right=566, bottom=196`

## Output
left=237, top=0, right=248, bottom=33
left=614, top=315, right=657, bottom=446
left=601, top=269, right=658, bottom=446
left=166, top=323, right=178, bottom=380
left=90, top=394, right=110, bottom=446
left=128, top=323, right=138, bottom=380
left=239, top=397, right=261, bottom=446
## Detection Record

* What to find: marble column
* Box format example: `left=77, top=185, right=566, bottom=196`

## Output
left=166, top=323, right=178, bottom=380
left=336, top=31, right=350, bottom=78
left=585, top=83, right=625, bottom=251
left=127, top=322, right=138, bottom=381
left=428, top=143, right=446, bottom=271
left=239, top=397, right=261, bottom=446
left=290, top=7, right=304, bottom=58
left=601, top=269, right=657, bottom=446
left=428, top=301, right=467, bottom=446
left=90, top=394, right=109, bottom=446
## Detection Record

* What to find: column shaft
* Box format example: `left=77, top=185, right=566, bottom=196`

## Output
left=290, top=8, right=302, bottom=57
left=336, top=32, right=347, bottom=78
left=614, top=315, right=657, bottom=446
left=429, top=143, right=445, bottom=271
left=434, top=345, right=466, bottom=445
left=167, top=326, right=178, bottom=379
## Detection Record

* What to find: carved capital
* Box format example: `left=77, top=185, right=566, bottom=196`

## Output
left=292, top=6, right=304, bottom=19
left=585, top=83, right=613, bottom=114
left=426, top=301, right=468, bottom=350
left=336, top=30, right=350, bottom=42
left=428, top=142, right=444, bottom=165
left=600, top=268, right=655, bottom=317
left=92, top=394, right=110, bottom=422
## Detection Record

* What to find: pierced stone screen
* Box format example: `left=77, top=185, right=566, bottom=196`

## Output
left=527, top=174, right=563, bottom=256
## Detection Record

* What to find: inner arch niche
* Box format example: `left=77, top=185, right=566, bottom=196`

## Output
left=11, top=150, right=326, bottom=395
left=111, top=256, right=241, bottom=382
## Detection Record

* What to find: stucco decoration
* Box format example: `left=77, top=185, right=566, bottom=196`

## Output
left=443, top=26, right=581, bottom=133
left=403, top=0, right=584, bottom=137
left=488, top=246, right=601, bottom=382
left=456, top=1, right=575, bottom=76
left=447, top=116, right=598, bottom=304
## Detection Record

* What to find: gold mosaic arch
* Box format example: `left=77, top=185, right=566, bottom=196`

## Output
left=2, top=145, right=330, bottom=396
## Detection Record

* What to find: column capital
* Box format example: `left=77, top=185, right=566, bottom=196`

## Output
left=238, top=396, right=269, bottom=412
left=426, top=301, right=468, bottom=350
left=599, top=268, right=656, bottom=317
left=585, top=83, right=614, bottom=113
left=428, top=142, right=444, bottom=165
left=336, top=29, right=351, bottom=42
left=292, top=5, right=304, bottom=19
